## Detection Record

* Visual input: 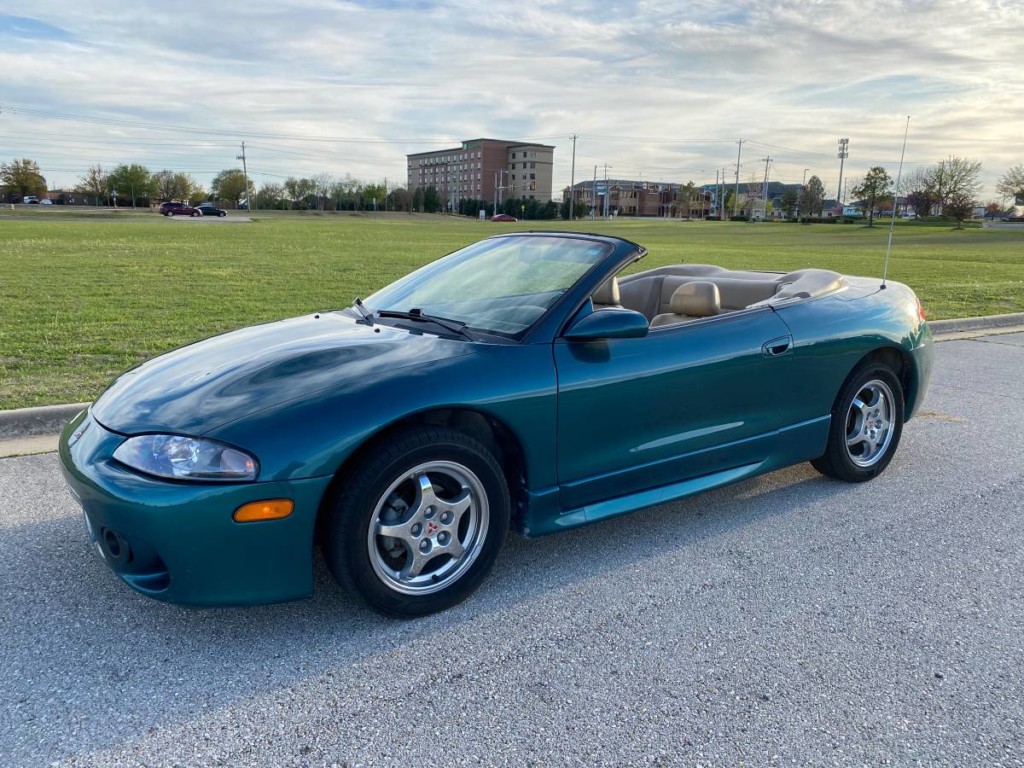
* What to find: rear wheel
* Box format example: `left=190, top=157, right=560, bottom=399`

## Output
left=323, top=427, right=509, bottom=617
left=811, top=361, right=904, bottom=482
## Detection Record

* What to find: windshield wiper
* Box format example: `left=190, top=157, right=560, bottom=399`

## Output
left=376, top=308, right=474, bottom=339
left=352, top=297, right=374, bottom=326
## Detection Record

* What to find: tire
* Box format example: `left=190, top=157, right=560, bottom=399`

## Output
left=191, top=211, right=200, bottom=218
left=323, top=427, right=510, bottom=617
left=811, top=361, right=904, bottom=482
left=218, top=211, right=226, bottom=217
left=167, top=211, right=175, bottom=217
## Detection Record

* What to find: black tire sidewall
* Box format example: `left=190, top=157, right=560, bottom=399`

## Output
left=324, top=428, right=509, bottom=617
left=820, top=363, right=905, bottom=482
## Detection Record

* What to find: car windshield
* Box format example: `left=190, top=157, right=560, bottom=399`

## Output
left=363, top=235, right=611, bottom=337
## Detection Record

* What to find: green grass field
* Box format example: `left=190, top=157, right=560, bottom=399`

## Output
left=2, top=212, right=1022, bottom=409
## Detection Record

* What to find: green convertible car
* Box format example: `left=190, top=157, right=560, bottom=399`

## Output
left=60, top=232, right=934, bottom=616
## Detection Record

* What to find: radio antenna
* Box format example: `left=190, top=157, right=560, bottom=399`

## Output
left=881, top=116, right=911, bottom=289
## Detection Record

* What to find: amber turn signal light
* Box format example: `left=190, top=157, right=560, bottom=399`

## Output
left=233, top=499, right=294, bottom=523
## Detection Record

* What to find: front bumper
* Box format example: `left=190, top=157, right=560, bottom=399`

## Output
left=59, top=410, right=333, bottom=607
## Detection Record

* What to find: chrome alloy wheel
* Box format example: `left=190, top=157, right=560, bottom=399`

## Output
left=367, top=460, right=489, bottom=596
left=844, top=379, right=896, bottom=467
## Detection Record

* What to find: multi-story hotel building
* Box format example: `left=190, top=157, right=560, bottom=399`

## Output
left=407, top=138, right=554, bottom=209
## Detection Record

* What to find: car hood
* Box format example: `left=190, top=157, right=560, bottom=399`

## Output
left=90, top=312, right=474, bottom=435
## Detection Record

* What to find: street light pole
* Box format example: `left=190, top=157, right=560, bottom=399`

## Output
left=569, top=134, right=577, bottom=220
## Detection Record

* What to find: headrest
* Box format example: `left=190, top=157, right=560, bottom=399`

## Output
left=668, top=281, right=721, bottom=317
left=593, top=276, right=620, bottom=306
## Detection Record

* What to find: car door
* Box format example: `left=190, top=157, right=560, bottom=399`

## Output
left=554, top=307, right=794, bottom=512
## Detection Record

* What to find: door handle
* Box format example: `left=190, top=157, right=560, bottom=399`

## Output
left=762, top=336, right=792, bottom=357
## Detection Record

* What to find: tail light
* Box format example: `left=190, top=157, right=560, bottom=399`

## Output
left=916, top=297, right=926, bottom=321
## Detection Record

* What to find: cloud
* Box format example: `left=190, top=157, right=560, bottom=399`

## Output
left=1, top=0, right=1021, bottom=197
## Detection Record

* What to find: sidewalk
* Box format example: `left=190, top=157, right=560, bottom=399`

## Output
left=2, top=315, right=1023, bottom=458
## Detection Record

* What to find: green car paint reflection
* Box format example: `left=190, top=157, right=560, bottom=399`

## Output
left=59, top=232, right=933, bottom=616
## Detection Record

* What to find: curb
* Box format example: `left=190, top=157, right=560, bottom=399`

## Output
left=0, top=403, right=89, bottom=440
left=1, top=314, right=1023, bottom=442
left=927, top=312, right=1024, bottom=335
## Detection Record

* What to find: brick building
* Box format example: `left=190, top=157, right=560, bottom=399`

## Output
left=407, top=138, right=554, bottom=210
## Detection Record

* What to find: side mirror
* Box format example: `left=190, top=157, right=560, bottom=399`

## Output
left=564, top=308, right=649, bottom=341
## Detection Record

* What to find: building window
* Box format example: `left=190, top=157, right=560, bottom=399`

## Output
left=530, top=162, right=536, bottom=169
left=530, top=173, right=535, bottom=180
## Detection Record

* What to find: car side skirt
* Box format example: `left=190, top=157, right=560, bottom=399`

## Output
left=519, top=415, right=830, bottom=537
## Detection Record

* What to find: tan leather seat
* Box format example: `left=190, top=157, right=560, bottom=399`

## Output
left=650, top=281, right=721, bottom=328
left=592, top=276, right=621, bottom=309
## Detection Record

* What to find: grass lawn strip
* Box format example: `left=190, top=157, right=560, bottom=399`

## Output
left=1, top=215, right=1021, bottom=409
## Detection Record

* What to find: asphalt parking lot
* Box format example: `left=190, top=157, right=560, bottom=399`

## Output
left=2, top=333, right=1023, bottom=767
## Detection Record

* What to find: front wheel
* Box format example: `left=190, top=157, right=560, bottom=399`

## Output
left=323, top=427, right=510, bottom=616
left=166, top=210, right=175, bottom=217
left=811, top=361, right=904, bottom=482
left=191, top=211, right=200, bottom=217
left=218, top=211, right=226, bottom=217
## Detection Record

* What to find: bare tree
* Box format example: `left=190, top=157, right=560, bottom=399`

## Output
left=77, top=164, right=108, bottom=206
left=996, top=164, right=1024, bottom=203
left=312, top=173, right=333, bottom=211
left=926, top=156, right=982, bottom=216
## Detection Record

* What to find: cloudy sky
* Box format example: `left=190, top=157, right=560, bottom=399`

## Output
left=2, top=0, right=1021, bottom=199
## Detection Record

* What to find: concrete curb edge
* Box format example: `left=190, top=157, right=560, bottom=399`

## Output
left=0, top=403, right=90, bottom=440
left=2, top=314, right=1023, bottom=440
left=927, top=312, right=1024, bottom=334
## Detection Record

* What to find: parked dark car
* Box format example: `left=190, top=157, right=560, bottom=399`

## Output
left=197, top=203, right=227, bottom=217
left=158, top=202, right=202, bottom=217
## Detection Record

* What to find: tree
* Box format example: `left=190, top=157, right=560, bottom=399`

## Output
left=996, top=164, right=1024, bottom=204
left=422, top=186, right=441, bottom=213
left=76, top=164, right=108, bottom=206
left=107, top=164, right=155, bottom=208
left=799, top=176, right=825, bottom=220
left=781, top=188, right=798, bottom=219
left=851, top=166, right=893, bottom=227
left=256, top=182, right=285, bottom=209
left=412, top=187, right=424, bottom=212
left=902, top=168, right=934, bottom=218
left=153, top=170, right=202, bottom=203
left=985, top=201, right=1004, bottom=219
left=211, top=168, right=254, bottom=207
left=389, top=187, right=412, bottom=212
left=311, top=173, right=333, bottom=211
left=925, top=156, right=981, bottom=216
left=945, top=192, right=976, bottom=229
left=1, top=158, right=47, bottom=197
left=283, top=176, right=315, bottom=209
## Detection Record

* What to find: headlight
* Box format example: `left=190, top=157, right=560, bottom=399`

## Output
left=113, top=434, right=259, bottom=482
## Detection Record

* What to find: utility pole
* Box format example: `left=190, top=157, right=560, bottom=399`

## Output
left=569, top=134, right=578, bottom=220
left=720, top=168, right=726, bottom=219
left=236, top=141, right=251, bottom=211
left=591, top=165, right=597, bottom=221
left=603, top=162, right=611, bottom=218
left=733, top=139, right=743, bottom=218
left=836, top=138, right=849, bottom=204
left=760, top=156, right=772, bottom=220
left=714, top=169, right=719, bottom=218
left=384, top=177, right=388, bottom=212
